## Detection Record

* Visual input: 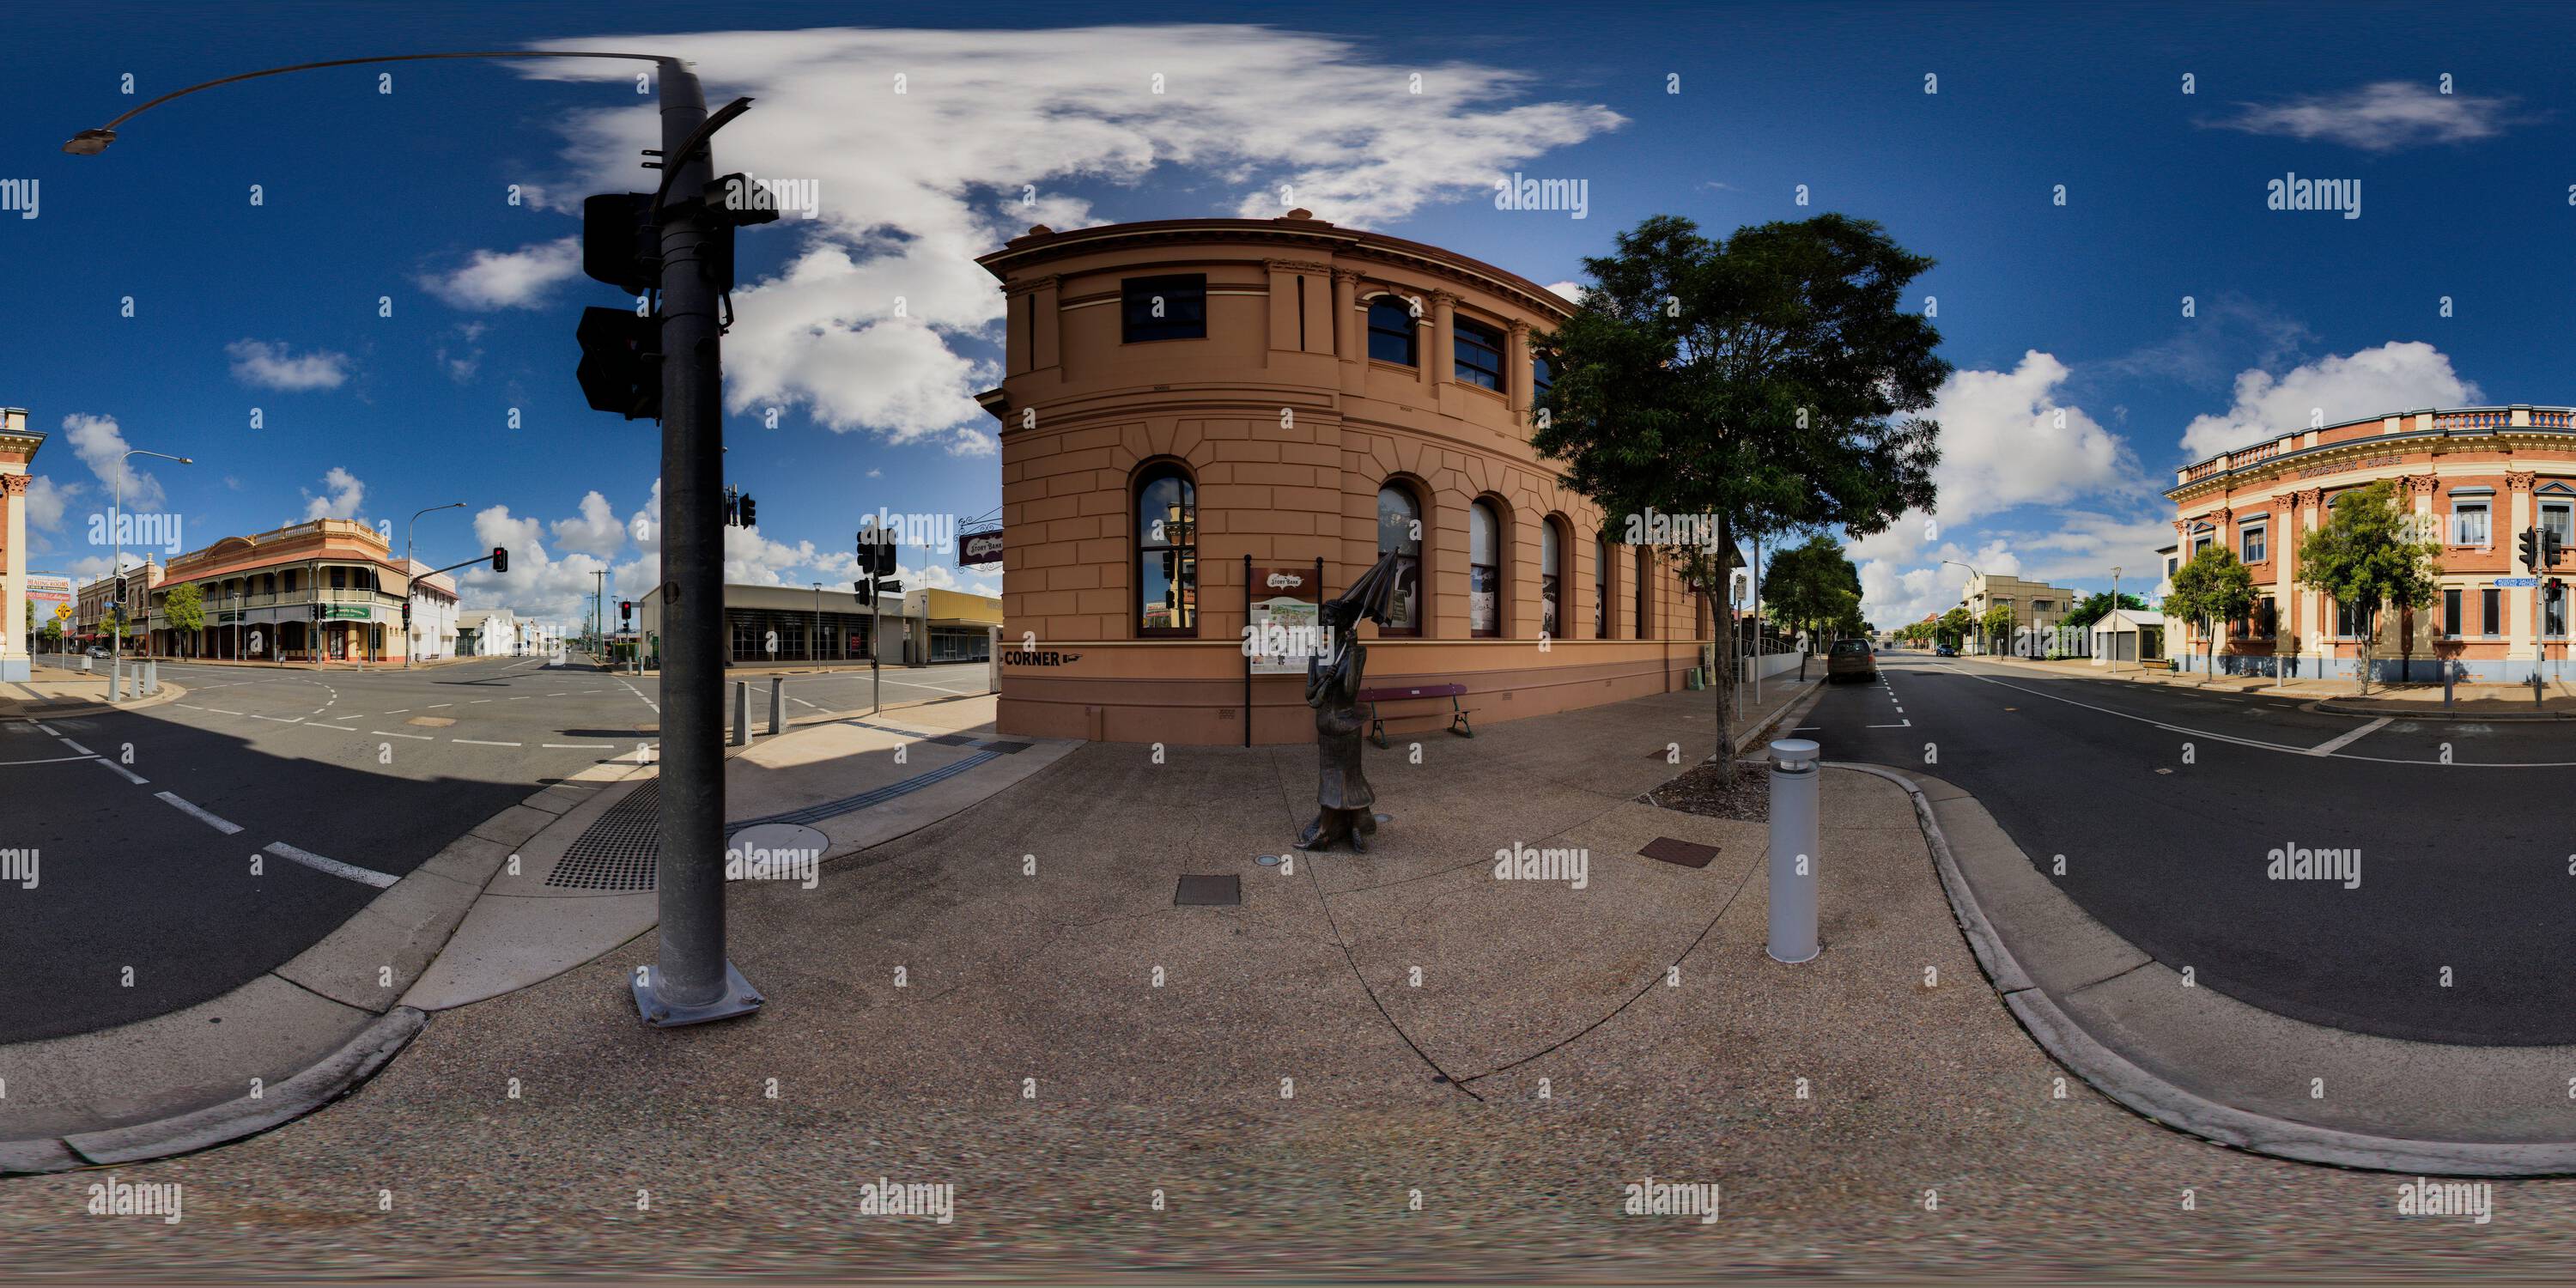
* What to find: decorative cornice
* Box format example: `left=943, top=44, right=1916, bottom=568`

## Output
left=2401, top=473, right=2440, bottom=496
left=2508, top=471, right=2538, bottom=491
left=1331, top=268, right=1365, bottom=285
left=0, top=472, right=29, bottom=496
left=1264, top=258, right=1334, bottom=276
left=2297, top=489, right=2324, bottom=507
left=1002, top=273, right=1059, bottom=300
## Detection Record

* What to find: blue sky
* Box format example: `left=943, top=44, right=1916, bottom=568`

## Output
left=7, top=2, right=2572, bottom=629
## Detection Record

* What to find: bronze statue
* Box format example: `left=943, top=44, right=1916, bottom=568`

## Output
left=1298, top=552, right=1408, bottom=853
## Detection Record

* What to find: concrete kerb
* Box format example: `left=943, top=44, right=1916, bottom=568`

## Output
left=0, top=752, right=638, bottom=1176
left=0, top=680, right=187, bottom=721
left=1834, top=757, right=2576, bottom=1177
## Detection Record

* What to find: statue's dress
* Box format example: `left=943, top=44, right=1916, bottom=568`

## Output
left=1299, top=639, right=1376, bottom=850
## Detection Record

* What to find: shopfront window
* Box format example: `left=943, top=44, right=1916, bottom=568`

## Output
left=1137, top=465, right=1196, bottom=636
left=1376, top=483, right=1423, bottom=635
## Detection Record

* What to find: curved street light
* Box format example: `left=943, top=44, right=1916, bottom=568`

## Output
left=1941, top=558, right=1981, bottom=655
left=404, top=501, right=466, bottom=669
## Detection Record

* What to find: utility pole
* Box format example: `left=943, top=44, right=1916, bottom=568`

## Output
left=2107, top=567, right=2122, bottom=674
left=404, top=501, right=464, bottom=669
left=592, top=567, right=607, bottom=660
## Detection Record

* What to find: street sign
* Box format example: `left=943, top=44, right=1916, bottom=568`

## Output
left=2497, top=577, right=2538, bottom=587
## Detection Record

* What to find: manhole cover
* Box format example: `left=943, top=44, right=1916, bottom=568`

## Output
left=1639, top=837, right=1720, bottom=869
left=1175, top=874, right=1241, bottom=906
left=726, top=822, right=829, bottom=884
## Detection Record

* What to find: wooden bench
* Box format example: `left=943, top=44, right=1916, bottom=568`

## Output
left=1358, top=683, right=1473, bottom=749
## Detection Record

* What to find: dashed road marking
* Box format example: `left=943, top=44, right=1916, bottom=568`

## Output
left=249, top=714, right=303, bottom=723
left=373, top=730, right=434, bottom=740
left=263, top=841, right=397, bottom=889
left=56, top=737, right=94, bottom=756
left=97, top=760, right=149, bottom=785
left=155, top=791, right=243, bottom=835
left=308, top=723, right=358, bottom=732
left=453, top=738, right=522, bottom=747
left=0, top=754, right=98, bottom=767
left=542, top=742, right=615, bottom=750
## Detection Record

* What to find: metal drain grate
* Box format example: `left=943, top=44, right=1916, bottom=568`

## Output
left=547, top=778, right=664, bottom=890
left=546, top=751, right=1002, bottom=890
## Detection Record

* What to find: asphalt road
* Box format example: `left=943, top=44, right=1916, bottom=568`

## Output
left=1806, top=651, right=2576, bottom=1045
left=0, top=656, right=990, bottom=1043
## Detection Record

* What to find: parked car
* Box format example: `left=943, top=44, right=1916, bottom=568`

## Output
left=1825, top=637, right=1878, bottom=683
left=1933, top=643, right=1958, bottom=658
left=83, top=646, right=110, bottom=659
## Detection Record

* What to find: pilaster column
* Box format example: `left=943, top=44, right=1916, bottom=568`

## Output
left=2508, top=472, right=2538, bottom=662
left=1506, top=319, right=1533, bottom=417
left=1332, top=269, right=1364, bottom=394
left=1428, top=289, right=1458, bottom=392
left=0, top=472, right=27, bottom=675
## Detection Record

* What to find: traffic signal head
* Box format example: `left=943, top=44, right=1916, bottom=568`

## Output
left=491, top=547, right=509, bottom=574
left=581, top=193, right=661, bottom=295
left=2547, top=529, right=2567, bottom=568
left=854, top=577, right=872, bottom=607
left=2521, top=528, right=2543, bottom=571
left=575, top=307, right=661, bottom=420
left=738, top=495, right=756, bottom=528
left=620, top=599, right=634, bottom=621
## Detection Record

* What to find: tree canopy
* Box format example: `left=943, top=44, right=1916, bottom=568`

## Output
left=2296, top=480, right=2442, bottom=693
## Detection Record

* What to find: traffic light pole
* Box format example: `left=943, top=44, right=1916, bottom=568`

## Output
left=638, top=60, right=762, bottom=1027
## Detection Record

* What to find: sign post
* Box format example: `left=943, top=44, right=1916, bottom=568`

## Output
left=1247, top=562, right=1328, bottom=749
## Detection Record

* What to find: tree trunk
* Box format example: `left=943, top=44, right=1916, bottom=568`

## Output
left=1714, top=517, right=1738, bottom=773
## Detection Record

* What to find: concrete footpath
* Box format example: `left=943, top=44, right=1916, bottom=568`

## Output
left=0, top=664, right=184, bottom=719
left=7, top=673, right=2575, bottom=1277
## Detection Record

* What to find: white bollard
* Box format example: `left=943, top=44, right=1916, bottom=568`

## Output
left=1766, top=738, right=1821, bottom=963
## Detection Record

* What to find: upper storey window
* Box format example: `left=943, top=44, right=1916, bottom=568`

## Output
left=1367, top=296, right=1419, bottom=366
left=1121, top=275, right=1206, bottom=343
left=1532, top=352, right=1555, bottom=400
left=1455, top=318, right=1505, bottom=390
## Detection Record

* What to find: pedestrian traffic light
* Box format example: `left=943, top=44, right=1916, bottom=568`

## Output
left=492, top=546, right=509, bottom=574
left=2520, top=527, right=2543, bottom=572
left=575, top=307, right=661, bottom=420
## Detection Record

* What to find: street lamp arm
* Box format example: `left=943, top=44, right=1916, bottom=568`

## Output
left=69, top=50, right=677, bottom=150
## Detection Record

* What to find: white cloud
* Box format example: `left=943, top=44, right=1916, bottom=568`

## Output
left=550, top=489, right=628, bottom=559
left=507, top=24, right=1622, bottom=453
left=2177, top=341, right=2480, bottom=462
left=2210, top=81, right=2522, bottom=152
left=22, top=475, right=74, bottom=532
left=1844, top=351, right=2137, bottom=569
left=226, top=338, right=351, bottom=391
left=461, top=503, right=609, bottom=623
left=61, top=413, right=167, bottom=512
left=1544, top=280, right=1585, bottom=304
left=421, top=237, right=582, bottom=309
left=301, top=467, right=367, bottom=521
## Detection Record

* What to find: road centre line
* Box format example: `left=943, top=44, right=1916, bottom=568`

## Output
left=249, top=714, right=302, bottom=723
left=0, top=754, right=98, bottom=767
left=154, top=791, right=243, bottom=835
left=373, top=730, right=434, bottom=740
left=453, top=738, right=522, bottom=747
left=55, top=737, right=94, bottom=756
left=308, top=723, right=358, bottom=732
left=1935, top=661, right=2576, bottom=768
left=543, top=743, right=615, bottom=749
left=97, top=760, right=149, bottom=785
left=263, top=841, right=398, bottom=889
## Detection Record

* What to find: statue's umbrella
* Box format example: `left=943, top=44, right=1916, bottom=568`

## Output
left=1326, top=550, right=1413, bottom=629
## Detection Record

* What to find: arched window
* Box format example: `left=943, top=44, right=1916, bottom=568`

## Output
left=1540, top=519, right=1564, bottom=640
left=1594, top=532, right=1612, bottom=639
left=1634, top=546, right=1653, bottom=639
left=1367, top=296, right=1419, bottom=367
left=1136, top=465, right=1196, bottom=636
left=1376, top=483, right=1424, bottom=635
left=1468, top=500, right=1503, bottom=637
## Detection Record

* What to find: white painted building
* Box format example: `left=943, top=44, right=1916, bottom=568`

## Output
left=404, top=561, right=462, bottom=661
left=457, top=607, right=519, bottom=657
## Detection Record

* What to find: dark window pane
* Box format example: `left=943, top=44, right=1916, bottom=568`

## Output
left=1121, top=274, right=1206, bottom=343
left=1532, top=354, right=1554, bottom=398
left=1455, top=319, right=1504, bottom=390
left=2444, top=589, right=2462, bottom=637
left=1137, top=467, right=1197, bottom=635
left=1367, top=298, right=1417, bottom=366
left=2484, top=588, right=2501, bottom=635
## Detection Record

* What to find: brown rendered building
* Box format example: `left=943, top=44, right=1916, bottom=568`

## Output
left=977, top=214, right=1710, bottom=744
left=2166, top=405, right=2576, bottom=683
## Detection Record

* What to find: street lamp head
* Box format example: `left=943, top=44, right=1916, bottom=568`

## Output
left=175, top=456, right=195, bottom=465
left=63, top=128, right=116, bottom=155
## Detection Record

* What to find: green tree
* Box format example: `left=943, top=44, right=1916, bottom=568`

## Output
left=1978, top=603, right=2014, bottom=653
left=2166, top=545, right=2258, bottom=678
left=2060, top=590, right=2149, bottom=635
left=1936, top=606, right=1973, bottom=648
left=1764, top=534, right=1864, bottom=652
left=1535, top=212, right=1948, bottom=769
left=2297, top=479, right=2443, bottom=695
left=161, top=582, right=205, bottom=658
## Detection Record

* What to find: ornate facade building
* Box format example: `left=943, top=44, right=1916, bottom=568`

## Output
left=976, top=213, right=1711, bottom=744
left=2166, top=405, right=2576, bottom=682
